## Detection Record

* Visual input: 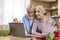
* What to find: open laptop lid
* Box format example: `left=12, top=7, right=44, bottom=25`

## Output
left=9, top=23, right=26, bottom=38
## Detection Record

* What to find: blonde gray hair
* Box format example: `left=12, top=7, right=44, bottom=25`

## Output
left=35, top=5, right=46, bottom=13
left=27, top=4, right=35, bottom=9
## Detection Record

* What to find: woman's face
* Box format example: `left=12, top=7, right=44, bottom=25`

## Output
left=27, top=8, right=34, bottom=17
left=35, top=9, right=44, bottom=19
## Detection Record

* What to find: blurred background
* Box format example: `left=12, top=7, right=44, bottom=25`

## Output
left=0, top=0, right=59, bottom=26
left=0, top=0, right=30, bottom=24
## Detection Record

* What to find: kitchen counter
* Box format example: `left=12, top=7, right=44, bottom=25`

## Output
left=0, top=35, right=31, bottom=40
left=0, top=34, right=37, bottom=40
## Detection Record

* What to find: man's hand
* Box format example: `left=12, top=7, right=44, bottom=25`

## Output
left=13, top=18, right=18, bottom=23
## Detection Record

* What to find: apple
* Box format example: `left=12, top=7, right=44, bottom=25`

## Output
left=35, top=36, right=46, bottom=40
left=41, top=37, right=46, bottom=40
left=30, top=38, right=33, bottom=40
left=36, top=37, right=42, bottom=40
left=54, top=30, right=60, bottom=37
left=54, top=37, right=60, bottom=40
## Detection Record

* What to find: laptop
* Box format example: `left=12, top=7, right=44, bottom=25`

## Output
left=9, top=23, right=27, bottom=38
left=9, top=23, right=36, bottom=38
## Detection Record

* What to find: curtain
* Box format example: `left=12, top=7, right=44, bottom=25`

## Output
left=0, top=0, right=4, bottom=24
left=3, top=0, right=30, bottom=25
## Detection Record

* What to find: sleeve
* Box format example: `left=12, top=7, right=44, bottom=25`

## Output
left=32, top=19, right=41, bottom=35
left=49, top=18, right=56, bottom=26
left=22, top=18, right=28, bottom=35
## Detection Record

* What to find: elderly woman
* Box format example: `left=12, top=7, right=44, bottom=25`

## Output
left=32, top=5, right=57, bottom=35
left=22, top=4, right=35, bottom=34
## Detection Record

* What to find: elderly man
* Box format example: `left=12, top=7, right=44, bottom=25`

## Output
left=13, top=4, right=35, bottom=35
left=32, top=5, right=57, bottom=36
left=22, top=4, right=35, bottom=34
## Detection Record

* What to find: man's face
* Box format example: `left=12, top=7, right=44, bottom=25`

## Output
left=35, top=9, right=44, bottom=19
left=27, top=8, right=34, bottom=17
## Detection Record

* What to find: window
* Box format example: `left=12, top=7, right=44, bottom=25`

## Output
left=0, top=0, right=30, bottom=25
left=0, top=0, right=4, bottom=24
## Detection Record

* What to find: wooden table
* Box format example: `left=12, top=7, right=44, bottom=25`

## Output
left=0, top=34, right=37, bottom=40
left=0, top=36, right=31, bottom=40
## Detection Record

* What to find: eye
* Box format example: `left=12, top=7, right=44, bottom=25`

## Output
left=38, top=10, right=40, bottom=13
left=27, top=11, right=34, bottom=13
left=31, top=11, right=34, bottom=13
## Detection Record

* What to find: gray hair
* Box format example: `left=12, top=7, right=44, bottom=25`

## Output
left=27, top=4, right=35, bottom=9
left=35, top=5, right=46, bottom=13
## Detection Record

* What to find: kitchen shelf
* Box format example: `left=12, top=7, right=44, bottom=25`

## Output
left=31, top=0, right=58, bottom=16
left=35, top=0, right=56, bottom=2
left=52, top=15, right=60, bottom=18
left=46, top=7, right=58, bottom=10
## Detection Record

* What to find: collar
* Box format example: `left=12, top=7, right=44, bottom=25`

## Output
left=26, top=14, right=34, bottom=20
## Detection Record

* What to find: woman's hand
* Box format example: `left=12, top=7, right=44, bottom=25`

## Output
left=41, top=33, right=46, bottom=37
left=35, top=33, right=46, bottom=38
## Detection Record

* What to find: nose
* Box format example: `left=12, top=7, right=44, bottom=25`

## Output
left=35, top=12, right=39, bottom=15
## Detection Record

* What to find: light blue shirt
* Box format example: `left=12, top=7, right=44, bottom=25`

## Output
left=22, top=14, right=34, bottom=34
